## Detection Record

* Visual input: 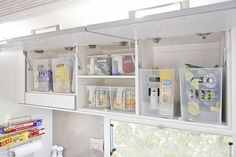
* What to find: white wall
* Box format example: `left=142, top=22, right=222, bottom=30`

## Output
left=0, top=51, right=52, bottom=157
left=53, top=111, right=104, bottom=157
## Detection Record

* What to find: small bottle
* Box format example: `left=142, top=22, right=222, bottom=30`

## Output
left=57, top=146, right=64, bottom=157
left=52, top=145, right=58, bottom=157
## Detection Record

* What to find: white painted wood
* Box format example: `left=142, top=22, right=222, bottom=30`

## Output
left=86, top=2, right=236, bottom=40
left=135, top=40, right=140, bottom=115
left=21, top=103, right=232, bottom=136
left=104, top=117, right=111, bottom=157
left=18, top=51, right=26, bottom=104
left=78, top=75, right=135, bottom=79
left=225, top=31, right=232, bottom=129
left=231, top=27, right=236, bottom=154
left=25, top=92, right=76, bottom=109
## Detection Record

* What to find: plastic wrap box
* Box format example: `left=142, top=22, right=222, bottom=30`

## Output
left=179, top=68, right=223, bottom=124
left=111, top=53, right=135, bottom=75
left=33, top=59, right=53, bottom=92
left=87, top=55, right=112, bottom=75
left=86, top=86, right=135, bottom=111
left=52, top=57, right=74, bottom=93
left=140, top=69, right=175, bottom=118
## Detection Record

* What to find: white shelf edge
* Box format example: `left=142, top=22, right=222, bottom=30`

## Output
left=77, top=75, right=135, bottom=79
left=20, top=103, right=233, bottom=136
left=26, top=91, right=76, bottom=96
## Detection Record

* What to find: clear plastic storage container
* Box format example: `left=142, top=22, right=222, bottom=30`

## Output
left=111, top=53, right=135, bottom=75
left=87, top=55, right=112, bottom=75
left=33, top=59, right=53, bottom=92
left=110, top=87, right=135, bottom=111
left=52, top=57, right=74, bottom=93
left=86, top=86, right=135, bottom=111
left=179, top=68, right=223, bottom=124
left=140, top=69, right=175, bottom=118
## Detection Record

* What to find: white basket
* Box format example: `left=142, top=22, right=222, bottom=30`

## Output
left=179, top=68, right=223, bottom=124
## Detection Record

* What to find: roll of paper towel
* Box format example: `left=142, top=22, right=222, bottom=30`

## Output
left=9, top=141, right=43, bottom=157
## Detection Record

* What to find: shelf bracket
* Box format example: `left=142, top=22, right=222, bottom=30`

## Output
left=85, top=27, right=135, bottom=42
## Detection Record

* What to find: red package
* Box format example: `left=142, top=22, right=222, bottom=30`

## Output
left=28, top=128, right=45, bottom=138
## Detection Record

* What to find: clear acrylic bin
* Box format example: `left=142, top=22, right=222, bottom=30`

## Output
left=52, top=57, right=74, bottom=93
left=87, top=55, right=112, bottom=75
left=179, top=68, right=223, bottom=124
left=86, top=86, right=135, bottom=111
left=111, top=53, right=135, bottom=75
left=33, top=59, right=53, bottom=92
left=140, top=69, right=175, bottom=118
left=87, top=86, right=111, bottom=109
left=110, top=87, right=135, bottom=111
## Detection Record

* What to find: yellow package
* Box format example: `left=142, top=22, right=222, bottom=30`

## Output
left=12, top=131, right=29, bottom=144
left=159, top=69, right=174, bottom=117
left=0, top=135, right=13, bottom=148
left=54, top=64, right=72, bottom=93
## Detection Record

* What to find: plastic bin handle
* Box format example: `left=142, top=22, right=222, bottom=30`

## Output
left=31, top=25, right=60, bottom=35
left=128, top=0, right=187, bottom=19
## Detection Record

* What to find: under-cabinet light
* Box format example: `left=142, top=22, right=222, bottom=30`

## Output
left=135, top=3, right=181, bottom=18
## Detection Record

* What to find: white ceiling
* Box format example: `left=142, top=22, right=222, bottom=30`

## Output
left=0, top=0, right=65, bottom=18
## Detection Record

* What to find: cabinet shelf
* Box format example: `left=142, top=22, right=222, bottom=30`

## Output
left=77, top=75, right=135, bottom=79
left=21, top=103, right=232, bottom=136
left=26, top=91, right=76, bottom=96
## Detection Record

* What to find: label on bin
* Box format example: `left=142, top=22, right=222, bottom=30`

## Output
left=163, top=80, right=171, bottom=85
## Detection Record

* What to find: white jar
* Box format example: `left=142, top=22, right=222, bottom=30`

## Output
left=57, top=146, right=64, bottom=157
left=52, top=145, right=58, bottom=157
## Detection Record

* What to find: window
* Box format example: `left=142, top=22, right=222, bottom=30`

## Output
left=111, top=121, right=232, bottom=157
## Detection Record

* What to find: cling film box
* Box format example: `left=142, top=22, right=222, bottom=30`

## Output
left=179, top=68, right=223, bottom=124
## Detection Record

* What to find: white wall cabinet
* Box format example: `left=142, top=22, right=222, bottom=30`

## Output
left=1, top=1, right=236, bottom=156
